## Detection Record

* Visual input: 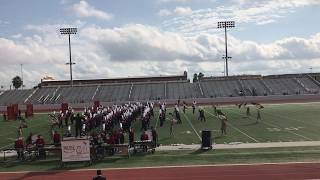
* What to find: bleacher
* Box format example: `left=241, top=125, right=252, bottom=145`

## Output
left=0, top=73, right=319, bottom=105
left=201, top=79, right=241, bottom=97
left=0, top=89, right=33, bottom=105
left=130, top=82, right=165, bottom=101
left=94, top=84, right=131, bottom=102
left=166, top=81, right=201, bottom=100
left=262, top=77, right=307, bottom=95
left=241, top=79, right=268, bottom=96
left=296, top=77, right=320, bottom=94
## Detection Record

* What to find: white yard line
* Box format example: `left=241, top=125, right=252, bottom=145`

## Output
left=229, top=109, right=313, bottom=141
left=182, top=113, right=201, bottom=141
left=205, top=110, right=259, bottom=143
left=262, top=120, right=313, bottom=141
left=154, top=112, right=160, bottom=129
left=154, top=116, right=160, bottom=129
left=262, top=110, right=320, bottom=128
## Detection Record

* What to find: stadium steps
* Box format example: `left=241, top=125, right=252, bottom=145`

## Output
left=260, top=78, right=273, bottom=95
left=49, top=86, right=60, bottom=103
left=197, top=82, right=204, bottom=97
left=294, top=78, right=310, bottom=93
left=164, top=82, right=167, bottom=99
left=307, top=74, right=320, bottom=87
left=24, top=88, right=38, bottom=103
left=238, top=79, right=252, bottom=96
left=241, top=79, right=267, bottom=96
left=128, top=83, right=133, bottom=100
left=91, top=85, right=100, bottom=100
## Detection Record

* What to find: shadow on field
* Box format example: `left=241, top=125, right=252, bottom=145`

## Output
left=241, top=122, right=258, bottom=126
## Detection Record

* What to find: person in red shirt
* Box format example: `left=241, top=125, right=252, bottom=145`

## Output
left=129, top=128, right=134, bottom=147
left=141, top=131, right=149, bottom=141
left=36, top=135, right=45, bottom=146
left=107, top=133, right=115, bottom=145
left=53, top=131, right=61, bottom=146
left=15, top=137, right=25, bottom=160
left=36, top=135, right=46, bottom=159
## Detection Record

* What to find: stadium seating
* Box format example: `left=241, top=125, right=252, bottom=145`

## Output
left=200, top=79, right=241, bottom=97
left=166, top=81, right=201, bottom=100
left=296, top=77, right=320, bottom=94
left=0, top=89, right=33, bottom=105
left=94, top=84, right=131, bottom=102
left=130, top=83, right=165, bottom=101
left=241, top=79, right=269, bottom=96
left=0, top=74, right=319, bottom=105
left=262, top=77, right=307, bottom=95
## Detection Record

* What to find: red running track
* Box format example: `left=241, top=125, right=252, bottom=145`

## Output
left=2, top=163, right=320, bottom=180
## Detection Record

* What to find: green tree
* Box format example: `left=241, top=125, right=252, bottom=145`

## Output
left=12, top=76, right=23, bottom=89
left=198, top=72, right=204, bottom=80
left=193, top=73, right=198, bottom=82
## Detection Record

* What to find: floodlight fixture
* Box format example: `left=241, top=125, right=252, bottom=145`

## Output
left=217, top=21, right=235, bottom=77
left=59, top=28, right=77, bottom=34
left=60, top=27, right=77, bottom=86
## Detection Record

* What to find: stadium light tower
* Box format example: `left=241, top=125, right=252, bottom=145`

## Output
left=218, top=21, right=235, bottom=77
left=20, top=64, right=24, bottom=89
left=60, top=28, right=77, bottom=86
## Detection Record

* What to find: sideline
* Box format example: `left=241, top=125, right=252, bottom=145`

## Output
left=1, top=161, right=320, bottom=174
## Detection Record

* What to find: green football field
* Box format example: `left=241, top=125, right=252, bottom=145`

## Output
left=1, top=102, right=320, bottom=149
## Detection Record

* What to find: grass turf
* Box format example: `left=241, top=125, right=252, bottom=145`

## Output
left=2, top=146, right=320, bottom=172
left=1, top=102, right=320, bottom=149
left=148, top=102, right=320, bottom=145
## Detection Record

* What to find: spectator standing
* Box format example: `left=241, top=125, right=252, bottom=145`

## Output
left=151, top=126, right=158, bottom=147
left=129, top=128, right=134, bottom=147
left=35, top=135, right=46, bottom=159
left=53, top=130, right=61, bottom=146
left=15, top=137, right=25, bottom=160
left=192, top=101, right=196, bottom=114
left=93, top=170, right=106, bottom=180
left=75, top=113, right=82, bottom=137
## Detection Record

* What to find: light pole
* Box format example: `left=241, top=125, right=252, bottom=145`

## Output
left=218, top=21, right=235, bottom=77
left=20, top=64, right=24, bottom=89
left=60, top=28, right=77, bottom=86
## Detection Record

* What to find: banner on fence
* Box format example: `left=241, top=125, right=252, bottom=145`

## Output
left=61, top=139, right=90, bottom=162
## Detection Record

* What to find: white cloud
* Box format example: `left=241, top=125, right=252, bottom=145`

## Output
left=1, top=23, right=320, bottom=88
left=11, top=34, right=23, bottom=39
left=174, top=7, right=193, bottom=16
left=159, top=0, right=193, bottom=3
left=162, top=0, right=320, bottom=36
left=158, top=7, right=193, bottom=17
left=158, top=9, right=172, bottom=17
left=71, top=0, right=113, bottom=20
left=0, top=20, right=10, bottom=26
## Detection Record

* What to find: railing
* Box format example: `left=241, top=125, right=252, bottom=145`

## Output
left=197, top=82, right=204, bottom=97
left=294, top=78, right=309, bottom=92
left=91, top=85, right=100, bottom=100
left=24, top=88, right=38, bottom=103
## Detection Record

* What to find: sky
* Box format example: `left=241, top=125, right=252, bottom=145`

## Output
left=0, top=0, right=320, bottom=89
